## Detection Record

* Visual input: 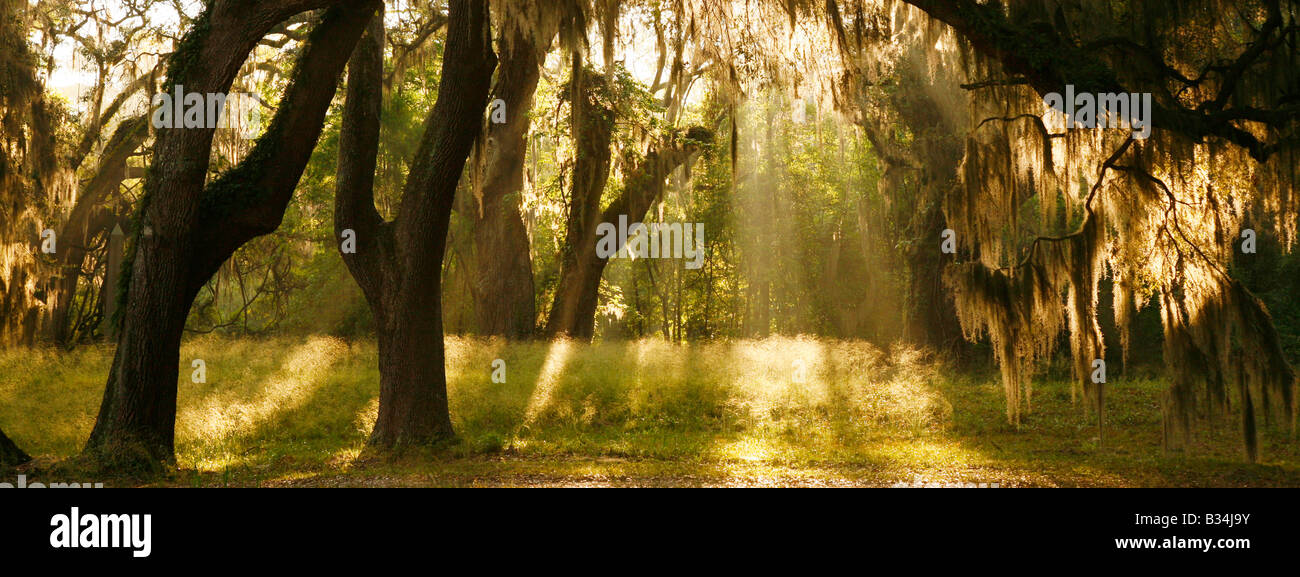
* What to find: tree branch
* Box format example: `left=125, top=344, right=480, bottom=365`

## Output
left=191, top=1, right=383, bottom=283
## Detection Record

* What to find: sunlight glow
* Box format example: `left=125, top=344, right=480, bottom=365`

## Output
left=176, top=336, right=346, bottom=448
left=521, top=340, right=576, bottom=426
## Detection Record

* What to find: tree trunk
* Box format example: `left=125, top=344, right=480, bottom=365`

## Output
left=905, top=199, right=964, bottom=351
left=0, top=427, right=30, bottom=468
left=370, top=282, right=455, bottom=445
left=471, top=190, right=536, bottom=337
left=857, top=61, right=966, bottom=352
left=542, top=64, right=617, bottom=339
left=46, top=115, right=148, bottom=345
left=543, top=63, right=710, bottom=339
left=468, top=22, right=556, bottom=338
left=85, top=0, right=380, bottom=467
left=335, top=0, right=497, bottom=447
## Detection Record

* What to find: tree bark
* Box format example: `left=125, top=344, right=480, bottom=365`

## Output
left=468, top=22, right=555, bottom=338
left=335, top=0, right=497, bottom=447
left=905, top=199, right=963, bottom=350
left=84, top=0, right=380, bottom=467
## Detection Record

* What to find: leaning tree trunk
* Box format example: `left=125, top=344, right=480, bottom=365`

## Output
left=542, top=64, right=617, bottom=339
left=46, top=115, right=149, bottom=345
left=335, top=0, right=497, bottom=447
left=85, top=0, right=380, bottom=467
left=468, top=22, right=557, bottom=338
left=0, top=427, right=30, bottom=468
left=543, top=65, right=711, bottom=339
left=543, top=125, right=710, bottom=339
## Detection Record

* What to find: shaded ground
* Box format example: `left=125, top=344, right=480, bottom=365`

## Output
left=2, top=336, right=1297, bottom=487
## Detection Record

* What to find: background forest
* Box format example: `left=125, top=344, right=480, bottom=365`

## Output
left=1, top=0, right=1298, bottom=486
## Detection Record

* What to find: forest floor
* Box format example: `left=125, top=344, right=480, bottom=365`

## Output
left=2, top=335, right=1298, bottom=487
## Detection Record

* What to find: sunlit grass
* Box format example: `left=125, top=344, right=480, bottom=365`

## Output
left=1, top=335, right=1298, bottom=486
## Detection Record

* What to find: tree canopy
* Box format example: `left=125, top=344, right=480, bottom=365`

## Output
left=1, top=0, right=1298, bottom=471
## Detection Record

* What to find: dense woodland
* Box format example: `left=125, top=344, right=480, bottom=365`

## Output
left=1, top=0, right=1299, bottom=482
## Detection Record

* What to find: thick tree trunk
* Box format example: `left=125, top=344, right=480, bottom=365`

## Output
left=85, top=1, right=379, bottom=467
left=335, top=0, right=497, bottom=447
left=0, top=427, right=30, bottom=468
left=85, top=260, right=191, bottom=466
left=471, top=191, right=536, bottom=337
left=469, top=24, right=554, bottom=338
left=371, top=286, right=454, bottom=444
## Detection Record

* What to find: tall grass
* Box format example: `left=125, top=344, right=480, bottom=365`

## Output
left=1, top=335, right=1297, bottom=486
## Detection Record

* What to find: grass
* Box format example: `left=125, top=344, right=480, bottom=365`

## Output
left=0, top=335, right=1297, bottom=487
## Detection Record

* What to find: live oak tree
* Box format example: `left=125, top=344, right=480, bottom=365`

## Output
left=457, top=0, right=590, bottom=338
left=664, top=0, right=1296, bottom=459
left=334, top=0, right=497, bottom=446
left=543, top=63, right=713, bottom=339
left=460, top=10, right=560, bottom=339
left=933, top=0, right=1295, bottom=459
left=854, top=45, right=969, bottom=353
left=817, top=0, right=1300, bottom=458
left=0, top=0, right=179, bottom=348
left=34, top=2, right=175, bottom=346
left=85, top=0, right=383, bottom=466
left=46, top=115, right=150, bottom=346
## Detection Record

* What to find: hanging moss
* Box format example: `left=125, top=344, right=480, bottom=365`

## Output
left=0, top=0, right=68, bottom=346
left=163, top=10, right=213, bottom=87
